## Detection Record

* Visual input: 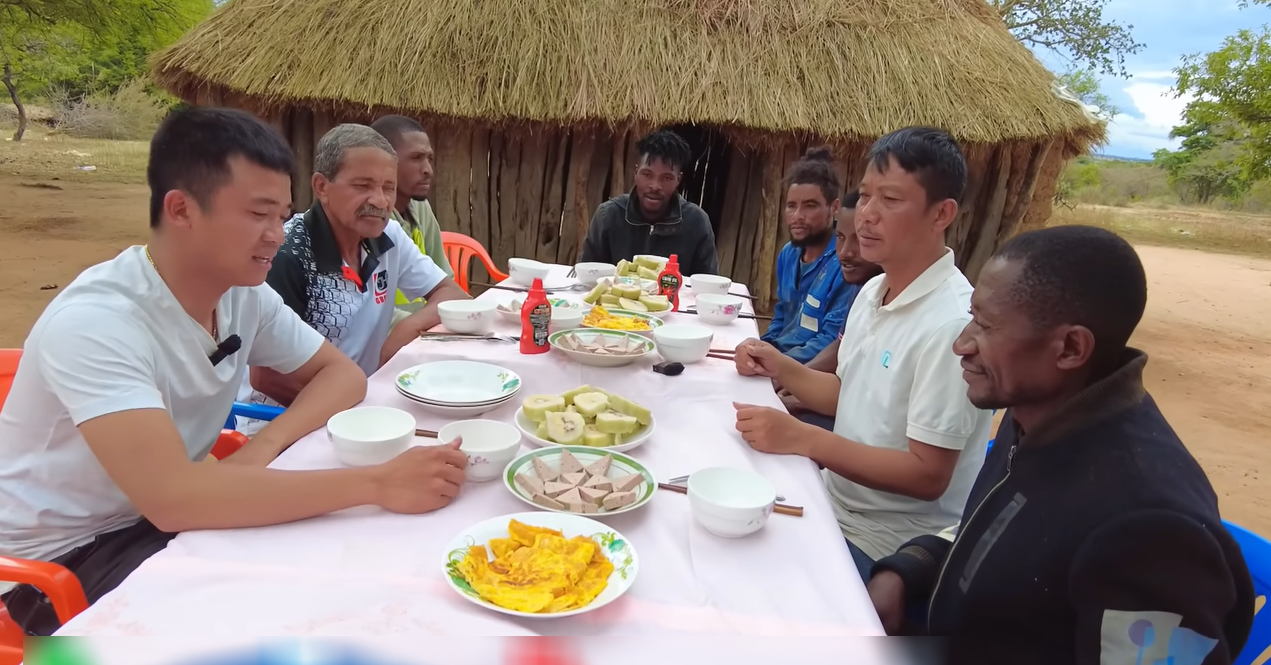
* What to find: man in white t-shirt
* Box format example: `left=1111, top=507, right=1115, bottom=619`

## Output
left=732, top=127, right=992, bottom=581
left=239, top=124, right=468, bottom=418
left=0, top=108, right=469, bottom=636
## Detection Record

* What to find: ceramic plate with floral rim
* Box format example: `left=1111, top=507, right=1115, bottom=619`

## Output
left=503, top=446, right=656, bottom=517
left=443, top=511, right=638, bottom=619
left=395, top=361, right=521, bottom=406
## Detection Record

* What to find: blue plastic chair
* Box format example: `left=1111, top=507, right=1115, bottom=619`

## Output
left=223, top=402, right=285, bottom=430
left=1226, top=521, right=1271, bottom=665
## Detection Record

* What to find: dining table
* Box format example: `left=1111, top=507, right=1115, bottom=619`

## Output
left=53, top=264, right=886, bottom=639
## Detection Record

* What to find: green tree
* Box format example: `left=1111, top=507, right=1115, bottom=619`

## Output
left=1174, top=26, right=1271, bottom=180
left=990, top=0, right=1144, bottom=77
left=1, top=0, right=210, bottom=140
left=1056, top=68, right=1120, bottom=118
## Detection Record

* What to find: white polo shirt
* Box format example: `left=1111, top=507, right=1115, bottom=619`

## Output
left=825, top=248, right=992, bottom=560
left=235, top=207, right=447, bottom=431
left=0, top=246, right=325, bottom=566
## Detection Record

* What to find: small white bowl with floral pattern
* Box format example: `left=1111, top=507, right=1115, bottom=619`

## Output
left=438, top=419, right=523, bottom=482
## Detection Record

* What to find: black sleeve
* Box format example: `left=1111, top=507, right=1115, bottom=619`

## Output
left=579, top=205, right=610, bottom=264
left=264, top=251, right=309, bottom=320
left=871, top=534, right=955, bottom=604
left=1069, top=510, right=1253, bottom=665
left=693, top=222, right=719, bottom=275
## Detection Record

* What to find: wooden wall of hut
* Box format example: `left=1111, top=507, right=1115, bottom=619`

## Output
left=235, top=100, right=1063, bottom=315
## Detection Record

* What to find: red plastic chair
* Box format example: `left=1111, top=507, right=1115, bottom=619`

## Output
left=441, top=231, right=508, bottom=293
left=0, top=349, right=247, bottom=657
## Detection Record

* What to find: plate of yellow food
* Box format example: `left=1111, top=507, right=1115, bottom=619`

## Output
left=581, top=305, right=665, bottom=335
left=444, top=513, right=638, bottom=618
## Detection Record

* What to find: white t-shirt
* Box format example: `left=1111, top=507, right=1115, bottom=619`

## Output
left=0, top=246, right=325, bottom=565
left=235, top=213, right=447, bottom=429
left=824, top=248, right=993, bottom=561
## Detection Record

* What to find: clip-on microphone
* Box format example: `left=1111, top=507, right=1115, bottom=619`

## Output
left=209, top=334, right=242, bottom=367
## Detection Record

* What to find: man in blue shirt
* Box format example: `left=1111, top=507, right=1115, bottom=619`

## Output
left=777, top=195, right=882, bottom=429
left=761, top=147, right=858, bottom=363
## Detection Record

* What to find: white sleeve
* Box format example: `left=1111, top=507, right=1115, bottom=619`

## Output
left=387, top=220, right=447, bottom=300
left=37, top=305, right=167, bottom=425
left=906, top=318, right=981, bottom=450
left=247, top=285, right=325, bottom=373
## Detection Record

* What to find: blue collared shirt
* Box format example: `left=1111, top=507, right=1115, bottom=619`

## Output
left=761, top=240, right=859, bottom=363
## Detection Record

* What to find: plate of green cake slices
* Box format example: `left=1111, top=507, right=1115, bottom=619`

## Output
left=513, top=385, right=654, bottom=453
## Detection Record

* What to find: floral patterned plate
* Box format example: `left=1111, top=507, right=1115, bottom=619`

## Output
left=503, top=446, right=656, bottom=517
left=443, top=511, right=639, bottom=618
left=395, top=361, right=521, bottom=406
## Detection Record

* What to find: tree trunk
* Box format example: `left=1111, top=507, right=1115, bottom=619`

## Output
left=2, top=62, right=26, bottom=142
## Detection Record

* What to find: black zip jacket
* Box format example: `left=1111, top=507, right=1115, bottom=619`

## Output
left=579, top=191, right=718, bottom=276
left=872, top=349, right=1254, bottom=664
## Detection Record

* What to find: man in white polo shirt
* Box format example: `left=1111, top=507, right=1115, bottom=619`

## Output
left=732, top=126, right=992, bottom=580
left=0, top=108, right=469, bottom=636
left=240, top=124, right=469, bottom=417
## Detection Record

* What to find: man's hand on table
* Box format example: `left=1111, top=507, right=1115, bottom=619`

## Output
left=733, top=339, right=789, bottom=379
left=777, top=388, right=808, bottom=414
left=733, top=402, right=813, bottom=455
left=866, top=570, right=906, bottom=635
left=373, top=439, right=469, bottom=513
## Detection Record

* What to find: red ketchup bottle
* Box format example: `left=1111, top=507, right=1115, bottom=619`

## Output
left=520, top=278, right=552, bottom=354
left=657, top=253, right=684, bottom=312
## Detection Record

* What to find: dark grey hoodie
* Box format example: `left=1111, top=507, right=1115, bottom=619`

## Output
left=579, top=191, right=718, bottom=276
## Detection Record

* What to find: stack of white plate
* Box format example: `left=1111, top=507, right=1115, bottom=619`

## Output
left=394, top=360, right=521, bottom=417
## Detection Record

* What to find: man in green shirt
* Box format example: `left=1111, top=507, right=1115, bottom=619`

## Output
left=371, top=115, right=454, bottom=324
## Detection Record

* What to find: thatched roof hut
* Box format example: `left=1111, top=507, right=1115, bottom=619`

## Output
left=152, top=0, right=1103, bottom=308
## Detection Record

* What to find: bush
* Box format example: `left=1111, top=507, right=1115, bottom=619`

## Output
left=49, top=79, right=169, bottom=140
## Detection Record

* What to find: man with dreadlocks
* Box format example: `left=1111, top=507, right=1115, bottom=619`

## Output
left=580, top=129, right=719, bottom=276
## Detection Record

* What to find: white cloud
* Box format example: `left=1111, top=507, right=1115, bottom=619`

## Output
left=1104, top=80, right=1193, bottom=156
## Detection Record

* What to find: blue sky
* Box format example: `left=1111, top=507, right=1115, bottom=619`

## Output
left=1031, top=0, right=1271, bottom=159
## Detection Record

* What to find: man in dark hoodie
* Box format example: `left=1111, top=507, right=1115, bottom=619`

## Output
left=866, top=225, right=1254, bottom=664
left=579, top=129, right=718, bottom=275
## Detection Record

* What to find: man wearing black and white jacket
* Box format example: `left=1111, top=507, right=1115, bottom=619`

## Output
left=867, top=225, right=1254, bottom=664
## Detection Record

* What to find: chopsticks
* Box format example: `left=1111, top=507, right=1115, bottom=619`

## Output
left=416, top=429, right=438, bottom=438
left=680, top=308, right=769, bottom=322
left=657, top=482, right=804, bottom=518
left=706, top=347, right=735, bottom=362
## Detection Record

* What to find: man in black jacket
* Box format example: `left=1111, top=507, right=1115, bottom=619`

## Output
left=579, top=130, right=718, bottom=275
left=867, top=225, right=1254, bottom=664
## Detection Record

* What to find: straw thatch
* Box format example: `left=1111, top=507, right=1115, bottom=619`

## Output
left=151, top=0, right=1104, bottom=308
left=153, top=0, right=1101, bottom=146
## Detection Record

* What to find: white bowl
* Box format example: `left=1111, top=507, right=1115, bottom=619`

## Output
left=549, top=307, right=585, bottom=333
left=574, top=262, right=616, bottom=286
left=507, top=258, right=551, bottom=286
left=653, top=323, right=714, bottom=364
left=327, top=406, right=416, bottom=467
left=690, top=274, right=733, bottom=295
left=695, top=293, right=745, bottom=326
left=443, top=512, right=638, bottom=618
left=513, top=408, right=655, bottom=453
left=687, top=467, right=777, bottom=538
left=438, top=300, right=497, bottom=334
left=497, top=297, right=583, bottom=323
left=439, top=419, right=523, bottom=482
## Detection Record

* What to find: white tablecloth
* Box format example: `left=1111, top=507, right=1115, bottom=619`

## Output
left=57, top=266, right=882, bottom=637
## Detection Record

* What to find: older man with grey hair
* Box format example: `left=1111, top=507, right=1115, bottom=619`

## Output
left=239, top=123, right=469, bottom=416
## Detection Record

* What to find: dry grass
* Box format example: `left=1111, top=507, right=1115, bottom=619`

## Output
left=0, top=123, right=149, bottom=184
left=151, top=0, right=1102, bottom=147
left=1049, top=204, right=1271, bottom=259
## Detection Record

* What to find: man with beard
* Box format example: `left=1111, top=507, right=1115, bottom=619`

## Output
left=732, top=127, right=991, bottom=580
left=760, top=147, right=859, bottom=363
left=369, top=116, right=453, bottom=325
left=243, top=124, right=470, bottom=412
left=778, top=191, right=883, bottom=429
left=580, top=129, right=718, bottom=275
left=866, top=226, right=1253, bottom=663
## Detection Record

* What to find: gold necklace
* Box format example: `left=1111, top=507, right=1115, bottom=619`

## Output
left=144, top=245, right=219, bottom=340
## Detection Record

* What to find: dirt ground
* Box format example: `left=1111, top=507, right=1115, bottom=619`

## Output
left=1, top=174, right=1269, bottom=534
